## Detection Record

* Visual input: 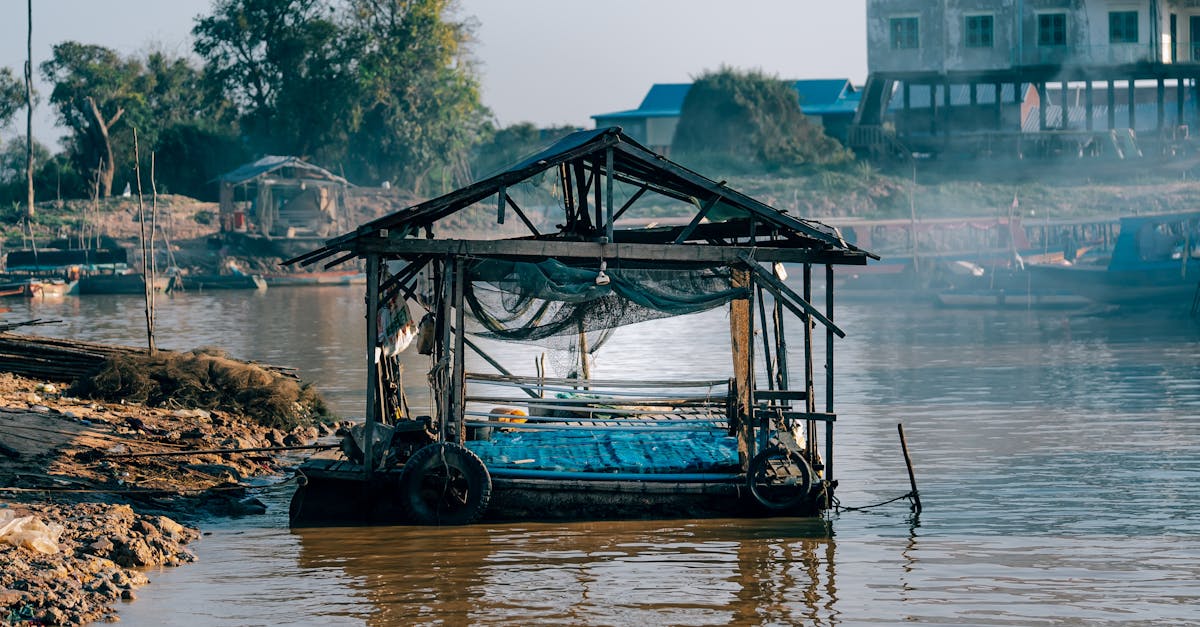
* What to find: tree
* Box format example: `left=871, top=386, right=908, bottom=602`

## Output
left=470, top=122, right=577, bottom=179
left=193, top=0, right=351, bottom=158
left=0, top=136, right=50, bottom=206
left=346, top=0, right=490, bottom=192
left=0, top=67, right=22, bottom=129
left=672, top=67, right=852, bottom=170
left=41, top=42, right=144, bottom=198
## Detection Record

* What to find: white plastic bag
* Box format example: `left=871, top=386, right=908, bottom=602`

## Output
left=0, top=509, right=64, bottom=554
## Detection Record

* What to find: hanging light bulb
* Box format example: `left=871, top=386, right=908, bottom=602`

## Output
left=595, top=260, right=611, bottom=286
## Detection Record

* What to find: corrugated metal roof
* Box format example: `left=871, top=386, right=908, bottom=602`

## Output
left=591, top=79, right=858, bottom=121
left=217, top=155, right=351, bottom=186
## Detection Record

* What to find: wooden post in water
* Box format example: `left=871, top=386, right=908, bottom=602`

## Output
left=730, top=266, right=753, bottom=469
left=897, top=423, right=922, bottom=514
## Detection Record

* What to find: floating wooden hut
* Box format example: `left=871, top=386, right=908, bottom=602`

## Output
left=287, top=127, right=876, bottom=525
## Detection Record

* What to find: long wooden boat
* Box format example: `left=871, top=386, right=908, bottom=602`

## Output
left=77, top=273, right=170, bottom=295
left=262, top=270, right=365, bottom=287
left=167, top=273, right=267, bottom=291
left=286, top=127, right=875, bottom=526
left=1027, top=211, right=1200, bottom=306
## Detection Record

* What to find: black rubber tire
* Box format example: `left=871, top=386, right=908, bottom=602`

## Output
left=747, top=446, right=814, bottom=511
left=398, top=442, right=492, bottom=525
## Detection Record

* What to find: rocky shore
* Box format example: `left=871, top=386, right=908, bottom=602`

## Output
left=0, top=367, right=342, bottom=625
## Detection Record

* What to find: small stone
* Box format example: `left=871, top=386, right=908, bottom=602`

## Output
left=90, top=537, right=115, bottom=553
left=120, top=589, right=137, bottom=601
left=30, top=404, right=51, bottom=413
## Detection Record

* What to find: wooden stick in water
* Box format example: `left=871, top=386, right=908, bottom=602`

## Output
left=897, top=422, right=922, bottom=514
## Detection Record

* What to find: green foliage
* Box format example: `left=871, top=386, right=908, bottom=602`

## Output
left=40, top=43, right=222, bottom=200
left=344, top=0, right=490, bottom=192
left=153, top=122, right=249, bottom=201
left=672, top=66, right=852, bottom=172
left=193, top=0, right=353, bottom=159
left=192, top=0, right=489, bottom=193
left=0, top=67, right=24, bottom=129
left=0, top=137, right=85, bottom=209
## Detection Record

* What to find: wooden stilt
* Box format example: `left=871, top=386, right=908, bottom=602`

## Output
left=363, top=254, right=381, bottom=479
left=730, top=266, right=753, bottom=468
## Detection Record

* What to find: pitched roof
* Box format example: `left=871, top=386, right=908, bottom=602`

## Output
left=217, top=156, right=351, bottom=186
left=289, top=127, right=875, bottom=269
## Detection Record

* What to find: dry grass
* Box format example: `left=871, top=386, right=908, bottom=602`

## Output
left=71, top=349, right=329, bottom=431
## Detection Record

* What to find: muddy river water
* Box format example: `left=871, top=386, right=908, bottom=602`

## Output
left=8, top=286, right=1200, bottom=625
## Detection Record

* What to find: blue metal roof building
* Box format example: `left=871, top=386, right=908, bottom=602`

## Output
left=593, top=80, right=861, bottom=153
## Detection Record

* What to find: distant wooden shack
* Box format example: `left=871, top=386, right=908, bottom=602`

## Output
left=288, top=127, right=877, bottom=525
left=217, top=156, right=352, bottom=238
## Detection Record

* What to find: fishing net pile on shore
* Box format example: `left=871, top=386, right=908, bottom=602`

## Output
left=70, top=348, right=330, bottom=431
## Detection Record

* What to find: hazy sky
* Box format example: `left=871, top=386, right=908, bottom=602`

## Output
left=0, top=0, right=867, bottom=147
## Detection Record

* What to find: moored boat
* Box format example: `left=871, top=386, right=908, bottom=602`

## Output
left=167, top=273, right=267, bottom=291
left=1027, top=211, right=1200, bottom=306
left=261, top=270, right=365, bottom=287
left=78, top=273, right=170, bottom=295
left=286, top=127, right=877, bottom=526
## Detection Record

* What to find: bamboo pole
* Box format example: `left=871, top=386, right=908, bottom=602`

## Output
left=23, top=0, right=33, bottom=221
left=132, top=128, right=156, bottom=354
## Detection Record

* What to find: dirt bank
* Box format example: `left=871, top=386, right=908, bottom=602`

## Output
left=0, top=367, right=344, bottom=625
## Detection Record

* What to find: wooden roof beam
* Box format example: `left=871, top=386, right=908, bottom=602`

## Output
left=356, top=236, right=869, bottom=266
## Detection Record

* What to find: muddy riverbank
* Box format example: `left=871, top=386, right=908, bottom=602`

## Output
left=0, top=354, right=341, bottom=625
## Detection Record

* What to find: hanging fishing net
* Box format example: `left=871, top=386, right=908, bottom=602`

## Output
left=462, top=259, right=746, bottom=351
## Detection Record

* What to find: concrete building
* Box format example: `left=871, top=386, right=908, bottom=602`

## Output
left=854, top=1, right=1200, bottom=159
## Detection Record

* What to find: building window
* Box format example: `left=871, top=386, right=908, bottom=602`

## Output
left=891, top=17, right=919, bottom=50
left=1038, top=13, right=1067, bottom=46
left=965, top=15, right=994, bottom=48
left=1109, top=11, right=1138, bottom=43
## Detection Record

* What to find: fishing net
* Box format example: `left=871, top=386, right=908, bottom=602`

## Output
left=463, top=259, right=746, bottom=353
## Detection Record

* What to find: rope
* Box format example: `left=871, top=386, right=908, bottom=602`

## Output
left=832, top=491, right=920, bottom=513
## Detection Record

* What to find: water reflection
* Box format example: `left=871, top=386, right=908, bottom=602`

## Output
left=12, top=290, right=1200, bottom=624
left=292, top=518, right=837, bottom=627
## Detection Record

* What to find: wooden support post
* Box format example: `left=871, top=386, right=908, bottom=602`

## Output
left=594, top=159, right=602, bottom=233
left=437, top=256, right=453, bottom=441
left=605, top=147, right=615, bottom=241
left=452, top=256, right=466, bottom=444
left=729, top=266, right=754, bottom=469
left=802, top=264, right=815, bottom=459
left=773, top=296, right=789, bottom=391
left=824, top=264, right=835, bottom=484
left=363, top=253, right=381, bottom=479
